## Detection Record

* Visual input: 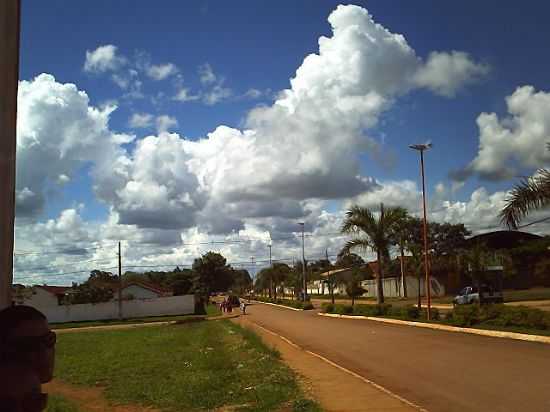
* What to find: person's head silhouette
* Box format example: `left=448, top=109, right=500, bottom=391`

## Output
left=0, top=305, right=56, bottom=383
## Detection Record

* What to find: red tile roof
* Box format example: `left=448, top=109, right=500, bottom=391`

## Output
left=35, top=285, right=72, bottom=296
left=118, top=281, right=171, bottom=296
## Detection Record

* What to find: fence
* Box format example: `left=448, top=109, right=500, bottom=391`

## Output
left=35, top=295, right=195, bottom=324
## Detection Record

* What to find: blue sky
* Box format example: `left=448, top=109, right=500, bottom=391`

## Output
left=14, top=1, right=550, bottom=283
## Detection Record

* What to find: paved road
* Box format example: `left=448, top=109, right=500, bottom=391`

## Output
left=246, top=303, right=550, bottom=412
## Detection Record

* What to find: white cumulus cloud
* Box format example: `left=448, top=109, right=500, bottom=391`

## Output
left=146, top=63, right=179, bottom=80
left=454, top=85, right=550, bottom=181
left=84, top=45, right=126, bottom=73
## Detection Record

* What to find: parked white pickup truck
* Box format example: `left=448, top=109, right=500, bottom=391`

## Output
left=453, top=285, right=504, bottom=305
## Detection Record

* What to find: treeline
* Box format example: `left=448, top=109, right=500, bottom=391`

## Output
left=56, top=252, right=252, bottom=305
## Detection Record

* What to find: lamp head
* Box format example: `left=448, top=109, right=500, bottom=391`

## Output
left=409, top=142, right=433, bottom=151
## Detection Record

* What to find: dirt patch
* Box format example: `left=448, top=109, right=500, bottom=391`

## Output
left=233, top=316, right=417, bottom=412
left=45, top=379, right=160, bottom=412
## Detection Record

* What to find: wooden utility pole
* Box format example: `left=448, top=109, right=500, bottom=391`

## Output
left=118, top=242, right=123, bottom=319
left=268, top=244, right=273, bottom=299
left=0, top=0, right=21, bottom=310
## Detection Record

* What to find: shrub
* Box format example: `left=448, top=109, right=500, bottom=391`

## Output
left=334, top=304, right=353, bottom=315
left=352, top=304, right=373, bottom=316
left=303, top=302, right=314, bottom=310
left=482, top=305, right=549, bottom=330
left=449, top=305, right=481, bottom=327
left=401, top=305, right=420, bottom=320
left=322, top=303, right=335, bottom=313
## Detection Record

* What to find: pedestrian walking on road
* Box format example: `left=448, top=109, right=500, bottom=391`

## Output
left=240, top=302, right=247, bottom=315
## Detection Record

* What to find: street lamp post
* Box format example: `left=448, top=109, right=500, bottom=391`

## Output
left=409, top=142, right=432, bottom=320
left=298, top=222, right=306, bottom=301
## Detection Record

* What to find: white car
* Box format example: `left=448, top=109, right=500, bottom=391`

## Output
left=453, top=285, right=504, bottom=305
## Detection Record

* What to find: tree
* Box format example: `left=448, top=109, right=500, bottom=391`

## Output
left=66, top=270, right=118, bottom=304
left=192, top=252, right=233, bottom=298
left=232, top=269, right=252, bottom=295
left=345, top=268, right=366, bottom=306
left=335, top=252, right=364, bottom=269
left=341, top=204, right=407, bottom=304
left=501, top=166, right=550, bottom=229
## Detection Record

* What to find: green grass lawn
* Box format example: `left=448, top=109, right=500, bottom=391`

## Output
left=45, top=395, right=81, bottom=412
left=52, top=303, right=221, bottom=330
left=54, top=320, right=321, bottom=411
left=503, top=288, right=550, bottom=302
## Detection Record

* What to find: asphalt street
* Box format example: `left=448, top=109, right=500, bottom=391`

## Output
left=246, top=303, right=550, bottom=412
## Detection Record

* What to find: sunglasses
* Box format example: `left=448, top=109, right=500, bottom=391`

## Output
left=7, top=331, right=57, bottom=353
left=0, top=392, right=48, bottom=412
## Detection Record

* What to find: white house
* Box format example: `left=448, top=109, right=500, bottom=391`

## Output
left=113, top=281, right=172, bottom=301
left=16, top=285, right=71, bottom=308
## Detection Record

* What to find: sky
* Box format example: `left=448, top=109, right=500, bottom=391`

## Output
left=14, top=1, right=550, bottom=285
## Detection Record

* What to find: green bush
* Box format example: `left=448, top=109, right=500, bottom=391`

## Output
left=446, top=304, right=550, bottom=330
left=482, top=305, right=549, bottom=330
left=322, top=303, right=335, bottom=313
left=303, top=302, right=314, bottom=310
left=401, top=305, right=420, bottom=319
left=352, top=304, right=372, bottom=316
left=334, top=304, right=353, bottom=315
left=448, top=305, right=481, bottom=326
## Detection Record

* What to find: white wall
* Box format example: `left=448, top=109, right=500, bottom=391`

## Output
left=24, top=288, right=59, bottom=307
left=34, top=295, right=195, bottom=324
left=361, top=276, right=445, bottom=298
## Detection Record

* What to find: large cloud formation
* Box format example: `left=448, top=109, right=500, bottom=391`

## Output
left=16, top=74, right=133, bottom=217
left=454, top=86, right=550, bottom=181
left=15, top=5, right=491, bottom=281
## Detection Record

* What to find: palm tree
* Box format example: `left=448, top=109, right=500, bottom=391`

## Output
left=341, top=204, right=408, bottom=304
left=501, top=156, right=550, bottom=229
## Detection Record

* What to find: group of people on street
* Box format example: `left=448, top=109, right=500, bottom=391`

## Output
left=0, top=305, right=56, bottom=411
left=219, top=298, right=247, bottom=315
left=220, top=299, right=233, bottom=313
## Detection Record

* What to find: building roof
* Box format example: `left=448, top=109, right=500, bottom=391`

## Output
left=319, top=267, right=352, bottom=277
left=118, top=281, right=171, bottom=296
left=35, top=285, right=72, bottom=296
left=464, top=230, right=542, bottom=250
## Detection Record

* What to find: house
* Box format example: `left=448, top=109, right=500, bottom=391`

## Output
left=113, top=281, right=173, bottom=301
left=14, top=285, right=72, bottom=307
left=460, top=230, right=544, bottom=290
left=319, top=262, right=445, bottom=298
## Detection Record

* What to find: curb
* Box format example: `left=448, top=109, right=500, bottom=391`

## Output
left=250, top=300, right=303, bottom=311
left=239, top=318, right=427, bottom=412
left=318, top=313, right=550, bottom=344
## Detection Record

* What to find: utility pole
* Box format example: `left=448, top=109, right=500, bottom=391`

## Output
left=325, top=248, right=329, bottom=296
left=299, top=222, right=306, bottom=301
left=0, top=0, right=20, bottom=310
left=409, top=143, right=432, bottom=320
left=118, top=242, right=123, bottom=319
left=250, top=256, right=256, bottom=296
left=268, top=244, right=273, bottom=299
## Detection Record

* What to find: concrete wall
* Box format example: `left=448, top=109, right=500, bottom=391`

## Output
left=34, top=295, right=195, bottom=324
left=361, top=276, right=445, bottom=298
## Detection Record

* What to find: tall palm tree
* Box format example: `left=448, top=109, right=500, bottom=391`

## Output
left=341, top=204, right=408, bottom=304
left=501, top=148, right=550, bottom=229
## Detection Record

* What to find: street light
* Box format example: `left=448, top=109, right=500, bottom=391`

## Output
left=298, top=222, right=306, bottom=301
left=409, top=142, right=432, bottom=320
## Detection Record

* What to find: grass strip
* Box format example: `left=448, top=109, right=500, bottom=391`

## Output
left=54, top=320, right=320, bottom=411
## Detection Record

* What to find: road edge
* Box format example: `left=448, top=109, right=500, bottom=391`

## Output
left=250, top=300, right=304, bottom=311
left=318, top=313, right=550, bottom=344
left=244, top=319, right=428, bottom=412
